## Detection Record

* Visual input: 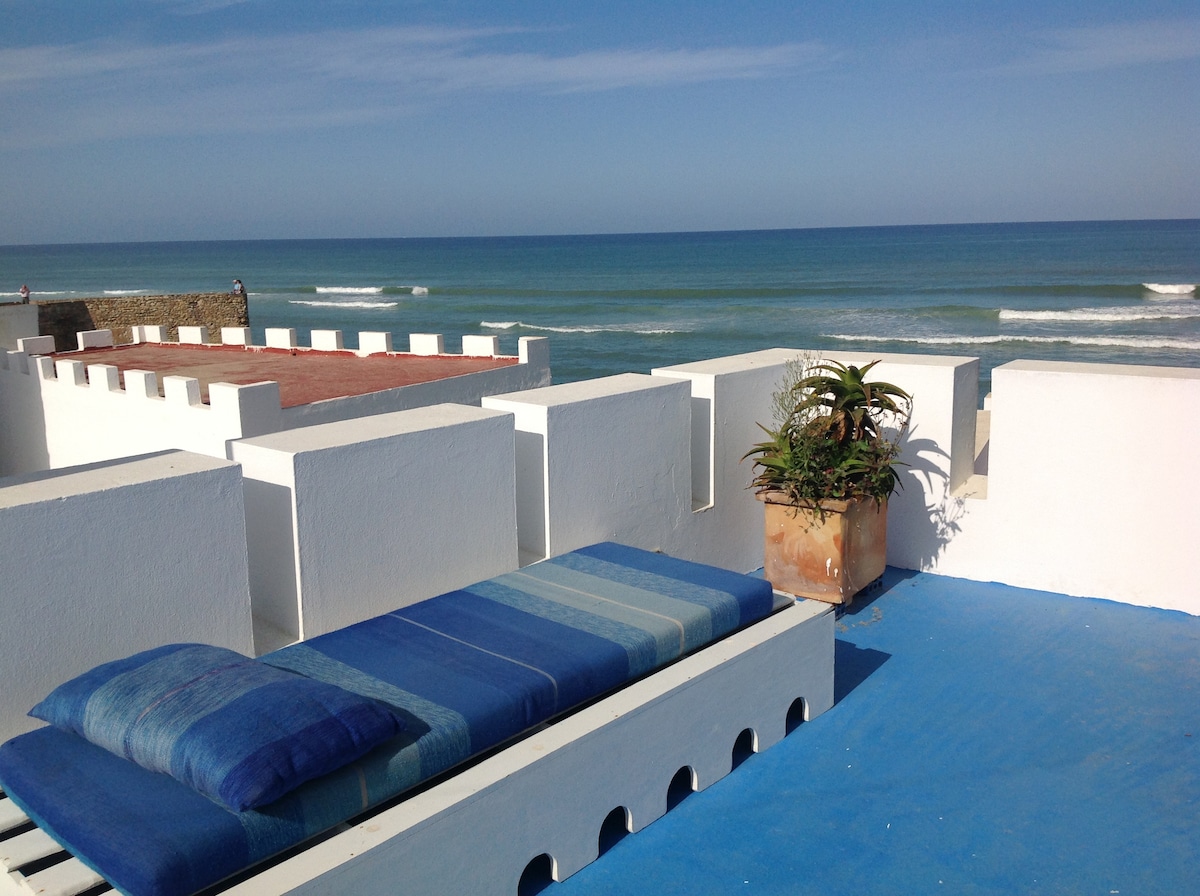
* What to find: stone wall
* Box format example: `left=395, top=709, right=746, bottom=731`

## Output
left=36, top=293, right=249, bottom=349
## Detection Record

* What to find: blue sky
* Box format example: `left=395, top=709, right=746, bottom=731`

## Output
left=1, top=0, right=1197, bottom=244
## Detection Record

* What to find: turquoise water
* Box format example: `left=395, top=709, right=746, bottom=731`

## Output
left=3, top=220, right=1198, bottom=395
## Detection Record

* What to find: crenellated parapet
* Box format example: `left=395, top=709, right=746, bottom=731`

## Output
left=0, top=325, right=551, bottom=476
left=127, top=323, right=522, bottom=360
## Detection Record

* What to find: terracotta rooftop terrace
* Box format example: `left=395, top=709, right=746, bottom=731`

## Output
left=56, top=343, right=519, bottom=408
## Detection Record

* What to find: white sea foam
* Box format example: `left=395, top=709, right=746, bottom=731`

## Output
left=290, top=300, right=400, bottom=309
left=315, top=286, right=384, bottom=294
left=481, top=320, right=680, bottom=335
left=103, top=289, right=149, bottom=296
left=411, top=286, right=429, bottom=296
left=999, top=306, right=1200, bottom=322
left=1142, top=283, right=1196, bottom=295
left=829, top=333, right=1200, bottom=350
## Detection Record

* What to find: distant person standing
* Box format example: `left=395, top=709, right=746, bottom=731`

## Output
left=19, top=284, right=30, bottom=303
left=232, top=279, right=245, bottom=296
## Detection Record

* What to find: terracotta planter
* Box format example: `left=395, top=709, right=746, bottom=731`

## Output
left=759, top=492, right=888, bottom=604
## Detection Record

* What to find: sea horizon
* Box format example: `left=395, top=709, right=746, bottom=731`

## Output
left=3, top=215, right=1198, bottom=250
left=4, top=218, right=1198, bottom=399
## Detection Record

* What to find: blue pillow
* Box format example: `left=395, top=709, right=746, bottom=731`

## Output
left=29, top=643, right=405, bottom=812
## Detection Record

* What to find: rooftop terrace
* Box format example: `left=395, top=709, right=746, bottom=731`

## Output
left=552, top=570, right=1199, bottom=895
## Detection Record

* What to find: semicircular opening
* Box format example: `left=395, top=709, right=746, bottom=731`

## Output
left=666, top=765, right=697, bottom=812
left=518, top=852, right=556, bottom=896
left=598, top=805, right=632, bottom=856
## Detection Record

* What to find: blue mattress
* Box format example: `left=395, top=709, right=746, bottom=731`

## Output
left=0, top=543, right=774, bottom=896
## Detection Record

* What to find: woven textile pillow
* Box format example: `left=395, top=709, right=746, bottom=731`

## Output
left=29, top=643, right=405, bottom=812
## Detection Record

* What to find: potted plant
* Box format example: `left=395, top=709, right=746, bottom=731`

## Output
left=744, top=358, right=911, bottom=604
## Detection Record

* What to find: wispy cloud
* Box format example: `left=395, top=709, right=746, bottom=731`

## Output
left=991, top=18, right=1200, bottom=75
left=0, top=26, right=831, bottom=147
left=157, top=0, right=253, bottom=14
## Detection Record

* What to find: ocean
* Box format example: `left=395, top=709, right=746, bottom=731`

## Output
left=3, top=219, right=1198, bottom=398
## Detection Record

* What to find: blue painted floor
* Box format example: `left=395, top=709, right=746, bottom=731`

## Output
left=552, top=569, right=1200, bottom=895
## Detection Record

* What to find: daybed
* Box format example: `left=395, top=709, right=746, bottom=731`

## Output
left=0, top=543, right=833, bottom=896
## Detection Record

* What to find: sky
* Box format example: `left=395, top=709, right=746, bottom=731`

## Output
left=1, top=0, right=1198, bottom=245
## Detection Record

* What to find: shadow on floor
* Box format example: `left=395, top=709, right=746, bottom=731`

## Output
left=833, top=639, right=890, bottom=704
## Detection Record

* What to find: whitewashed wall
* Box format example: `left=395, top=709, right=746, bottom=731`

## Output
left=232, top=404, right=519, bottom=642
left=0, top=351, right=52, bottom=474
left=4, top=337, right=1197, bottom=657
left=0, top=451, right=254, bottom=741
left=649, top=351, right=785, bottom=572
left=975, top=360, right=1199, bottom=613
left=480, top=350, right=980, bottom=579
left=814, top=352, right=981, bottom=573
left=653, top=350, right=977, bottom=575
left=483, top=349, right=1198, bottom=613
left=0, top=348, right=284, bottom=476
left=483, top=374, right=692, bottom=564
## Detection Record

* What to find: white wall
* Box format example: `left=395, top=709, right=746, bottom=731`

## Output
left=5, top=335, right=1198, bottom=646
left=979, top=360, right=1200, bottom=612
left=645, top=350, right=796, bottom=572
left=0, top=451, right=255, bottom=741
left=485, top=349, right=1198, bottom=613
left=0, top=351, right=52, bottom=474
left=814, top=352, right=981, bottom=573
left=232, top=404, right=519, bottom=641
left=653, top=350, right=977, bottom=575
left=0, top=349, right=283, bottom=476
left=480, top=350, right=980, bottom=579
left=484, top=374, right=692, bottom=564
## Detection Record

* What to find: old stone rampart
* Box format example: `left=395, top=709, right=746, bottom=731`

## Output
left=36, top=293, right=248, bottom=349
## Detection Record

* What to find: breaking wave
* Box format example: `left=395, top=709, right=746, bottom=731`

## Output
left=1142, top=283, right=1196, bottom=295
left=309, top=285, right=428, bottom=296
left=103, top=289, right=149, bottom=296
left=828, top=333, right=1200, bottom=350
left=290, top=300, right=400, bottom=309
left=999, top=306, right=1200, bottom=322
left=481, top=320, right=682, bottom=335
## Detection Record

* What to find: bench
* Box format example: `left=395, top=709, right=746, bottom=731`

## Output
left=0, top=543, right=833, bottom=896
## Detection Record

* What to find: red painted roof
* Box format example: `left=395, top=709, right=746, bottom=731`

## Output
left=60, top=343, right=518, bottom=408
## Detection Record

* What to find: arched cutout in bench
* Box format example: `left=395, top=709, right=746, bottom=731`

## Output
left=518, top=852, right=557, bottom=896
left=598, top=805, right=632, bottom=856
left=666, top=765, right=697, bottom=812
left=732, top=726, right=758, bottom=769
left=786, top=696, right=808, bottom=734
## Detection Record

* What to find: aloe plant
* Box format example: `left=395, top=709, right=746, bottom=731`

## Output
left=744, top=359, right=911, bottom=512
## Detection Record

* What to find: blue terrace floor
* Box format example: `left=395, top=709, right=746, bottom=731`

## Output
left=551, top=569, right=1200, bottom=895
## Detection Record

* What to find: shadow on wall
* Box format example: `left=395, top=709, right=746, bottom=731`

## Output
left=894, top=430, right=965, bottom=570
left=36, top=302, right=96, bottom=348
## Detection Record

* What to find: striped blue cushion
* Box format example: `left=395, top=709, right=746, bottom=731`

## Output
left=28, top=643, right=405, bottom=812
left=1, top=544, right=775, bottom=896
